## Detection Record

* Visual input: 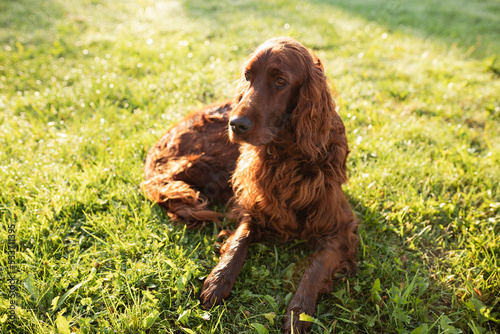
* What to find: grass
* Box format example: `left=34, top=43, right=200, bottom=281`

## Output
left=0, top=0, right=499, bottom=333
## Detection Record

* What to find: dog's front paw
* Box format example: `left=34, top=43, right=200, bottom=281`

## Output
left=199, top=274, right=233, bottom=309
left=282, top=306, right=313, bottom=334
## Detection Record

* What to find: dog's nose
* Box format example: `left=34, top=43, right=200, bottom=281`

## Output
left=229, top=116, right=253, bottom=135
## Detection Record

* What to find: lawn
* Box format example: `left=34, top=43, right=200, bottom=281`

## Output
left=1, top=0, right=499, bottom=333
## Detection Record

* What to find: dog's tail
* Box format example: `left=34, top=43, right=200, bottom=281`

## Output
left=142, top=175, right=222, bottom=228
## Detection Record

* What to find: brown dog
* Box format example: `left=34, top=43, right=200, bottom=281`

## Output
left=143, top=37, right=358, bottom=333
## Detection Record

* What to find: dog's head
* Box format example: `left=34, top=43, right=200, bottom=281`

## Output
left=229, top=37, right=338, bottom=158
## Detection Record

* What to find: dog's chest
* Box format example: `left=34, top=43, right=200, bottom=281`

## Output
left=234, top=148, right=334, bottom=236
left=257, top=159, right=328, bottom=226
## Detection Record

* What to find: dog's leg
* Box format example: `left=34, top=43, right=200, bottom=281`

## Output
left=200, top=221, right=254, bottom=308
left=283, top=224, right=357, bottom=334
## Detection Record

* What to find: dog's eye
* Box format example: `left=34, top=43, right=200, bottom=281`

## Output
left=244, top=72, right=251, bottom=81
left=275, top=78, right=287, bottom=88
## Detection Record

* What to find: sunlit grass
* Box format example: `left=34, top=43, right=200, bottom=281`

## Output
left=0, top=0, right=499, bottom=333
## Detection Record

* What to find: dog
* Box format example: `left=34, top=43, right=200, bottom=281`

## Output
left=143, top=37, right=358, bottom=333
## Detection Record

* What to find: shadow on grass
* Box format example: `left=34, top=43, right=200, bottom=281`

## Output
left=308, top=0, right=500, bottom=60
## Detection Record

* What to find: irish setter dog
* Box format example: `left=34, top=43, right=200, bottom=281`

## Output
left=143, top=37, right=358, bottom=333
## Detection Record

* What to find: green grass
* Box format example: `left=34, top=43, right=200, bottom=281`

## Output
left=1, top=0, right=499, bottom=333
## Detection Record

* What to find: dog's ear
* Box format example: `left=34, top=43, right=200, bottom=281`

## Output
left=291, top=51, right=336, bottom=160
left=290, top=49, right=349, bottom=179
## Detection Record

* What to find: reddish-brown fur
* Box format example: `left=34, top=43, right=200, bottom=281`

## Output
left=143, top=37, right=358, bottom=333
left=143, top=102, right=239, bottom=227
